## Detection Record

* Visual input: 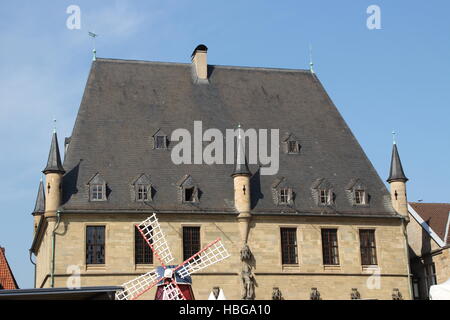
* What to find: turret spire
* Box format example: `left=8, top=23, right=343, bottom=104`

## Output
left=43, top=130, right=65, bottom=174
left=231, top=124, right=251, bottom=177
left=387, top=141, right=408, bottom=183
left=32, top=179, right=46, bottom=215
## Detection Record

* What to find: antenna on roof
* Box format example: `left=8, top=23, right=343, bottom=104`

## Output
left=88, top=31, right=98, bottom=61
left=392, top=130, right=396, bottom=145
left=309, top=44, right=315, bottom=74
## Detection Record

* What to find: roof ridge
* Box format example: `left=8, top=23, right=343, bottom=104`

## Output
left=95, top=57, right=311, bottom=73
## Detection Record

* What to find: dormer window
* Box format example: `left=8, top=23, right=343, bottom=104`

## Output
left=311, top=178, right=334, bottom=207
left=346, top=179, right=369, bottom=206
left=280, top=188, right=289, bottom=204
left=88, top=173, right=107, bottom=202
left=91, top=184, right=105, bottom=200
left=354, top=189, right=365, bottom=205
left=137, top=185, right=149, bottom=201
left=184, top=187, right=195, bottom=202
left=319, top=189, right=329, bottom=205
left=155, top=135, right=167, bottom=149
left=132, top=174, right=152, bottom=202
left=282, top=133, right=301, bottom=154
left=152, top=129, right=168, bottom=150
left=288, top=141, right=300, bottom=154
left=272, top=177, right=294, bottom=206
left=177, top=175, right=199, bottom=204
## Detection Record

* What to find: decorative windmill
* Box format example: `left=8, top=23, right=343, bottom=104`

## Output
left=115, top=213, right=231, bottom=300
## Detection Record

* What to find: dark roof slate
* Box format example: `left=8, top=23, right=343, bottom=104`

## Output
left=60, top=58, right=395, bottom=216
left=32, top=179, right=45, bottom=215
left=387, top=143, right=408, bottom=183
left=43, top=132, right=65, bottom=174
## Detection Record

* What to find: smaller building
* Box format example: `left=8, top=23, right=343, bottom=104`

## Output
left=0, top=247, right=19, bottom=290
left=407, top=202, right=450, bottom=299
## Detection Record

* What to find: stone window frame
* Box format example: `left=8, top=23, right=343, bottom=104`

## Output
left=87, top=173, right=107, bottom=202
left=131, top=174, right=153, bottom=202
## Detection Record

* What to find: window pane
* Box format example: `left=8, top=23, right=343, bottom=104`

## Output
left=184, top=187, right=194, bottom=202
left=156, top=136, right=165, bottom=149
left=135, top=226, right=153, bottom=264
left=281, top=228, right=297, bottom=264
left=183, top=227, right=200, bottom=261
left=359, top=230, right=377, bottom=265
left=322, top=229, right=339, bottom=265
left=86, top=226, right=105, bottom=264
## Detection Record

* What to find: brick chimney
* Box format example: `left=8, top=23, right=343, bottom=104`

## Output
left=191, top=44, right=208, bottom=82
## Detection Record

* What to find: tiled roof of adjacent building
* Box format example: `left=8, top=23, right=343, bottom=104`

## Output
left=409, top=202, right=450, bottom=246
left=0, top=247, right=18, bottom=290
left=60, top=57, right=396, bottom=216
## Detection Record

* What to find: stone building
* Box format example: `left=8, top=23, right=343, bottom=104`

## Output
left=407, top=202, right=450, bottom=299
left=31, top=45, right=412, bottom=300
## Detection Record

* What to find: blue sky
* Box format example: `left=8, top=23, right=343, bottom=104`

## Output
left=0, top=1, right=449, bottom=288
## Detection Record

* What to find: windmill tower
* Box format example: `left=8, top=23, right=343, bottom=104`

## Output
left=115, top=213, right=230, bottom=300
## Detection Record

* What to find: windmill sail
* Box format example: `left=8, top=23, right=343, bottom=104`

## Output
left=137, top=213, right=174, bottom=266
left=115, top=269, right=162, bottom=300
left=176, top=238, right=230, bottom=278
left=162, top=281, right=187, bottom=300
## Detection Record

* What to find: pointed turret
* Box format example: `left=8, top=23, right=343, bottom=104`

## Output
left=32, top=179, right=46, bottom=215
left=32, top=179, right=46, bottom=234
left=387, top=143, right=408, bottom=183
left=43, top=130, right=64, bottom=218
left=231, top=125, right=251, bottom=177
left=387, top=140, right=409, bottom=219
left=231, top=125, right=252, bottom=246
left=43, top=131, right=65, bottom=174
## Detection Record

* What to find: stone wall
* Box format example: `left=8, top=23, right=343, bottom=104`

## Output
left=35, top=213, right=411, bottom=300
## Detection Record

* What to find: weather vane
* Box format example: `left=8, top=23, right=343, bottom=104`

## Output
left=88, top=31, right=99, bottom=61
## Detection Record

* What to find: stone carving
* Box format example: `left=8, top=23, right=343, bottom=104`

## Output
left=272, top=287, right=283, bottom=300
left=310, top=287, right=321, bottom=300
left=240, top=244, right=255, bottom=300
left=240, top=243, right=252, bottom=261
left=392, top=288, right=403, bottom=300
left=351, top=288, right=361, bottom=300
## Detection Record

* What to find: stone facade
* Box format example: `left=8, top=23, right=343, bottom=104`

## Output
left=34, top=213, right=411, bottom=300
left=407, top=210, right=450, bottom=299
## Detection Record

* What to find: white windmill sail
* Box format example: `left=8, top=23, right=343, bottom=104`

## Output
left=115, top=269, right=162, bottom=300
left=137, top=213, right=174, bottom=266
left=162, top=281, right=186, bottom=300
left=176, top=238, right=230, bottom=278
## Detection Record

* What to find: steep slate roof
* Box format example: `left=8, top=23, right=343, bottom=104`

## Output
left=0, top=247, right=18, bottom=290
left=409, top=202, right=450, bottom=246
left=61, top=58, right=395, bottom=216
